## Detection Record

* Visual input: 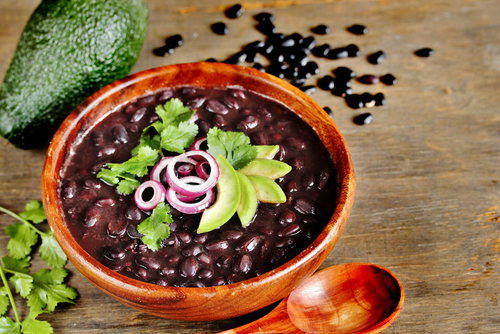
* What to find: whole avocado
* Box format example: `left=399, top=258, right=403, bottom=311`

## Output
left=0, top=0, right=148, bottom=149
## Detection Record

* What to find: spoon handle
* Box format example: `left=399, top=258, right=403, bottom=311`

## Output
left=217, top=297, right=307, bottom=334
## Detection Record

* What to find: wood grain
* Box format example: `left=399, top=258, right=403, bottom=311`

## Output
left=1, top=0, right=500, bottom=332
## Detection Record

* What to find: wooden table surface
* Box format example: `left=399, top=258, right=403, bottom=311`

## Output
left=1, top=0, right=499, bottom=332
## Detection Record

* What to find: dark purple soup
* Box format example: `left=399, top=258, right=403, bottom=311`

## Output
left=58, top=86, right=339, bottom=287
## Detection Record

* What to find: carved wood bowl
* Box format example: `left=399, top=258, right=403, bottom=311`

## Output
left=42, top=62, right=355, bottom=321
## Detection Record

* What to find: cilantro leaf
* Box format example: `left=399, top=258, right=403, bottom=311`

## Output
left=207, top=127, right=258, bottom=170
left=21, top=309, right=53, bottom=334
left=5, top=224, right=38, bottom=260
left=137, top=203, right=173, bottom=251
left=155, top=98, right=196, bottom=126
left=39, top=232, right=67, bottom=268
left=9, top=273, right=33, bottom=299
left=116, top=178, right=142, bottom=196
left=27, top=268, right=77, bottom=313
left=160, top=122, right=198, bottom=154
left=0, top=287, right=9, bottom=316
left=131, top=134, right=161, bottom=156
left=0, top=316, right=17, bottom=333
left=2, top=256, right=30, bottom=275
left=18, top=201, right=46, bottom=225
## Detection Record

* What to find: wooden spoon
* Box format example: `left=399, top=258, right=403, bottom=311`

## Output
left=219, top=263, right=404, bottom=334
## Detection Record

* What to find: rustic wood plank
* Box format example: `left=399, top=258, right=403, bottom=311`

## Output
left=0, top=0, right=499, bottom=332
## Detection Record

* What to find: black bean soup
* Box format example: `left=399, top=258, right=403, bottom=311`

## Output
left=59, top=86, right=339, bottom=287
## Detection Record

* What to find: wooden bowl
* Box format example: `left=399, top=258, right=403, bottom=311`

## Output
left=42, top=62, right=355, bottom=321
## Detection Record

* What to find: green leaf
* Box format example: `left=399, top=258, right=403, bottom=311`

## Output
left=155, top=98, right=195, bottom=126
left=160, top=122, right=198, bottom=154
left=108, top=146, right=159, bottom=177
left=2, top=256, right=30, bottom=275
left=0, top=287, right=9, bottom=316
left=9, top=273, right=33, bottom=299
left=95, top=169, right=120, bottom=185
left=21, top=310, right=52, bottom=334
left=116, top=178, right=142, bottom=195
left=0, top=316, right=17, bottom=334
left=27, top=268, right=77, bottom=313
left=137, top=203, right=173, bottom=251
left=18, top=201, right=46, bottom=224
left=131, top=134, right=161, bottom=156
left=39, top=232, right=67, bottom=268
left=5, top=224, right=38, bottom=260
left=207, top=127, right=258, bottom=170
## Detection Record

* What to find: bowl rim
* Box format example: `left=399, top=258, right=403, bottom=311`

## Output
left=42, top=62, right=355, bottom=314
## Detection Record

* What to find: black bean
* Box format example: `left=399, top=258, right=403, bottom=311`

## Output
left=346, top=44, right=361, bottom=57
left=334, top=66, right=356, bottom=80
left=254, top=12, right=274, bottom=22
left=236, top=235, right=260, bottom=253
left=212, top=22, right=229, bottom=35
left=290, top=78, right=306, bottom=87
left=125, top=239, right=138, bottom=253
left=107, top=218, right=128, bottom=237
left=176, top=231, right=192, bottom=244
left=233, top=254, right=252, bottom=274
left=97, top=147, right=116, bottom=158
left=211, top=277, right=226, bottom=286
left=225, top=4, right=244, bottom=18
left=251, top=131, right=269, bottom=145
left=127, top=224, right=144, bottom=239
left=137, top=95, right=157, bottom=108
left=253, top=62, right=265, bottom=71
left=205, top=239, right=230, bottom=252
left=302, top=172, right=315, bottom=189
left=92, top=131, right=104, bottom=146
left=348, top=24, right=368, bottom=35
left=285, top=137, right=306, bottom=150
left=213, top=114, right=228, bottom=127
left=153, top=45, right=175, bottom=57
left=270, top=248, right=287, bottom=263
left=256, top=107, right=272, bottom=118
left=317, top=168, right=332, bottom=190
left=374, top=92, right=386, bottom=106
left=332, top=86, right=353, bottom=97
left=284, top=66, right=299, bottom=79
left=415, top=47, right=434, bottom=57
left=230, top=89, right=246, bottom=100
left=368, top=50, right=386, bottom=64
left=312, top=44, right=330, bottom=57
left=112, top=125, right=129, bottom=144
left=380, top=73, right=397, bottom=85
left=345, top=94, right=364, bottom=109
left=318, top=75, right=335, bottom=90
left=245, top=51, right=258, bottom=63
left=304, top=61, right=320, bottom=75
left=353, top=112, right=374, bottom=125
left=311, top=24, right=330, bottom=35
left=206, top=99, right=229, bottom=114
left=256, top=20, right=277, bottom=35
left=95, top=197, right=115, bottom=207
left=84, top=206, right=100, bottom=227
left=289, top=33, right=303, bottom=45
left=125, top=206, right=142, bottom=221
left=180, top=257, right=199, bottom=278
left=193, top=233, right=208, bottom=244
left=182, top=244, right=202, bottom=257
left=280, top=210, right=296, bottom=224
left=288, top=158, right=304, bottom=170
left=168, top=254, right=181, bottom=266
left=227, top=274, right=245, bottom=284
left=258, top=42, right=275, bottom=56
left=103, top=247, right=126, bottom=261
left=186, top=96, right=207, bottom=109
left=360, top=92, right=375, bottom=108
left=245, top=40, right=265, bottom=52
left=205, top=58, right=218, bottom=63
left=197, top=253, right=212, bottom=266
left=300, top=85, right=316, bottom=95
left=299, top=36, right=316, bottom=50
left=197, top=268, right=214, bottom=280
left=159, top=90, right=174, bottom=102
left=358, top=74, right=380, bottom=84
left=61, top=180, right=77, bottom=199
left=280, top=36, right=296, bottom=48
left=286, top=49, right=309, bottom=66
left=323, top=106, right=333, bottom=118
left=275, top=237, right=296, bottom=248
left=294, top=198, right=317, bottom=215
left=131, top=108, right=147, bottom=122
left=216, top=255, right=232, bottom=269
left=136, top=255, right=160, bottom=270
left=238, top=115, right=259, bottom=130
left=326, top=48, right=348, bottom=60
left=165, top=34, right=183, bottom=48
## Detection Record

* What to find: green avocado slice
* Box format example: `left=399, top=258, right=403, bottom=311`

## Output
left=238, top=159, right=292, bottom=180
left=247, top=175, right=287, bottom=203
left=255, top=145, right=280, bottom=159
left=198, top=154, right=241, bottom=233
left=236, top=172, right=258, bottom=227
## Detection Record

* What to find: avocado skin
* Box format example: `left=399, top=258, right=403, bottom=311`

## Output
left=0, top=0, right=148, bottom=149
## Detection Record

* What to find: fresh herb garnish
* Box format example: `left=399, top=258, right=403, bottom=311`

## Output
left=97, top=98, right=198, bottom=195
left=206, top=127, right=258, bottom=170
left=0, top=201, right=78, bottom=334
left=137, top=203, right=173, bottom=251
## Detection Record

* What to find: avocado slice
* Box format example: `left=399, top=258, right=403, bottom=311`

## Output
left=247, top=175, right=287, bottom=203
left=236, top=172, right=258, bottom=227
left=238, top=159, right=292, bottom=180
left=0, top=0, right=148, bottom=149
left=256, top=145, right=280, bottom=159
left=198, top=154, right=241, bottom=233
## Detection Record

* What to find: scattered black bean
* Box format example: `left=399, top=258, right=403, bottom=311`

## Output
left=318, top=75, right=335, bottom=90
left=346, top=44, right=361, bottom=57
left=353, top=112, right=374, bottom=125
left=334, top=66, right=356, bottom=80
left=345, top=94, right=364, bottom=109
left=290, top=78, right=306, bottom=87
left=254, top=12, right=274, bottom=22
left=357, top=74, right=380, bottom=84
left=332, top=86, right=353, bottom=97
left=299, top=36, right=316, bottom=50
left=205, top=58, right=218, bottom=62
left=256, top=20, right=277, bottom=35
left=326, top=47, right=348, bottom=60
left=212, top=22, right=229, bottom=35
left=300, top=85, right=317, bottom=95
left=225, top=4, right=244, bottom=18
left=380, top=73, right=397, bottom=85
left=253, top=62, right=265, bottom=71
left=374, top=92, right=386, bottom=106
left=153, top=45, right=175, bottom=57
left=368, top=50, right=386, bottom=64
left=415, top=47, right=434, bottom=57
left=311, top=24, right=330, bottom=35
left=360, top=92, right=375, bottom=108
left=323, top=107, right=333, bottom=117
left=348, top=24, right=368, bottom=35
left=304, top=61, right=320, bottom=75
left=312, top=44, right=330, bottom=57
left=165, top=34, right=183, bottom=48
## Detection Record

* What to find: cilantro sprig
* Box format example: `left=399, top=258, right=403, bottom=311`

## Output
left=97, top=98, right=198, bottom=195
left=137, top=203, right=173, bottom=251
left=207, top=127, right=258, bottom=170
left=0, top=201, right=78, bottom=334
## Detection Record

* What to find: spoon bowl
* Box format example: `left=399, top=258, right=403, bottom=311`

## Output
left=221, top=263, right=403, bottom=334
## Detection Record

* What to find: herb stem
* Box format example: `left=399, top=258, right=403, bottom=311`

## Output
left=0, top=206, right=47, bottom=237
left=0, top=264, right=21, bottom=328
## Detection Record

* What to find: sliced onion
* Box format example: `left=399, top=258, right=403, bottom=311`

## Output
left=134, top=180, right=166, bottom=211
left=195, top=161, right=210, bottom=180
left=174, top=176, right=207, bottom=202
left=166, top=179, right=215, bottom=214
left=177, top=163, right=194, bottom=176
left=188, top=135, right=207, bottom=152
left=150, top=157, right=174, bottom=183
left=166, top=150, right=219, bottom=197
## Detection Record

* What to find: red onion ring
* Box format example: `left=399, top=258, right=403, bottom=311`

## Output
left=166, top=150, right=219, bottom=197
left=195, top=161, right=210, bottom=180
left=150, top=157, right=174, bottom=183
left=177, top=163, right=194, bottom=176
left=188, top=135, right=207, bottom=151
left=134, top=180, right=166, bottom=211
left=166, top=178, right=215, bottom=214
